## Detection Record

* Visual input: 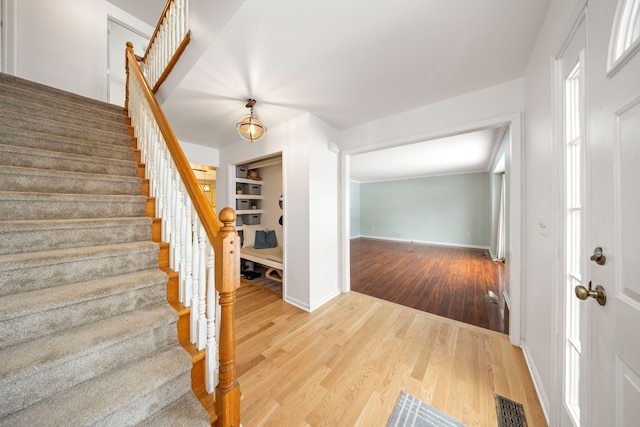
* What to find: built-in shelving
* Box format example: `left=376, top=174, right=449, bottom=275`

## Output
left=235, top=169, right=264, bottom=228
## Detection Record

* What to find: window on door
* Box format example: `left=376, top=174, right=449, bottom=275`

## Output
left=564, top=59, right=583, bottom=426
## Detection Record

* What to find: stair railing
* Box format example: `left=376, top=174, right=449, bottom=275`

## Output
left=126, top=43, right=241, bottom=427
left=139, top=0, right=190, bottom=93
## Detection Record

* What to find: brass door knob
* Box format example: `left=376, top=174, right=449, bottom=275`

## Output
left=575, top=281, right=606, bottom=306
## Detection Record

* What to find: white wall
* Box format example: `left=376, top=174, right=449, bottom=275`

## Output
left=219, top=113, right=340, bottom=312
left=11, top=0, right=106, bottom=99
left=180, top=140, right=220, bottom=168
left=308, top=115, right=340, bottom=310
left=5, top=0, right=160, bottom=102
left=339, top=79, right=524, bottom=153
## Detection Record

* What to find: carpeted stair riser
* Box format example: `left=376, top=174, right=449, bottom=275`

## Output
left=0, top=127, right=134, bottom=161
left=0, top=73, right=124, bottom=115
left=138, top=394, right=211, bottom=427
left=0, top=192, right=147, bottom=220
left=0, top=83, right=127, bottom=126
left=0, top=304, right=179, bottom=418
left=0, top=143, right=138, bottom=176
left=0, top=269, right=168, bottom=350
left=0, top=166, right=142, bottom=196
left=0, top=95, right=129, bottom=134
left=0, top=346, right=193, bottom=427
left=0, top=73, right=210, bottom=424
left=0, top=242, right=159, bottom=297
left=0, top=218, right=152, bottom=255
left=0, top=109, right=131, bottom=146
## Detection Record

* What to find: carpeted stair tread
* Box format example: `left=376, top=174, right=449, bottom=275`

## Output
left=0, top=307, right=181, bottom=420
left=0, top=142, right=138, bottom=176
left=0, top=126, right=134, bottom=161
left=138, top=393, right=212, bottom=427
left=0, top=346, right=195, bottom=426
left=0, top=72, right=211, bottom=424
left=0, top=165, right=142, bottom=195
left=0, top=94, right=129, bottom=133
left=0, top=191, right=147, bottom=220
left=0, top=82, right=127, bottom=125
left=0, top=217, right=153, bottom=255
left=0, top=241, right=159, bottom=296
left=0, top=72, right=124, bottom=115
left=0, top=108, right=131, bottom=146
left=0, top=269, right=168, bottom=349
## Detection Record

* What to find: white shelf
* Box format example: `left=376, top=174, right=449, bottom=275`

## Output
left=235, top=178, right=263, bottom=185
left=236, top=209, right=264, bottom=215
left=235, top=194, right=263, bottom=199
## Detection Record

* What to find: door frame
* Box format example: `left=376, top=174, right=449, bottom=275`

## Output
left=0, top=0, right=17, bottom=75
left=339, top=112, right=525, bottom=346
left=550, top=1, right=590, bottom=425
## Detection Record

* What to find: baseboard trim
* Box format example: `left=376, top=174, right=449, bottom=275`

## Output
left=357, top=235, right=490, bottom=251
left=521, top=341, right=551, bottom=426
left=310, top=289, right=341, bottom=312
left=283, top=295, right=310, bottom=312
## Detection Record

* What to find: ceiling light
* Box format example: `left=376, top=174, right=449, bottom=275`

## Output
left=236, top=99, right=267, bottom=142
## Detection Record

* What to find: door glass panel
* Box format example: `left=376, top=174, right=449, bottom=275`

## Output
left=564, top=61, right=583, bottom=425
left=612, top=0, right=640, bottom=61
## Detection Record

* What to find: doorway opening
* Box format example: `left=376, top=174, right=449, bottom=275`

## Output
left=106, top=18, right=149, bottom=106
left=341, top=115, right=523, bottom=343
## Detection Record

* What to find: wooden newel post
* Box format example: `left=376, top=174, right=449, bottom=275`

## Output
left=125, top=42, right=134, bottom=113
left=214, top=207, right=241, bottom=427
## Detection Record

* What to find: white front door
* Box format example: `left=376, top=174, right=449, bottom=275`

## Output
left=584, top=0, right=640, bottom=425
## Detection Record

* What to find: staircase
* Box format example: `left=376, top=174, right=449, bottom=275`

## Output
left=0, top=73, right=211, bottom=425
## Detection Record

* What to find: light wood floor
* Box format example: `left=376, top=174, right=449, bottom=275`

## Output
left=235, top=281, right=547, bottom=427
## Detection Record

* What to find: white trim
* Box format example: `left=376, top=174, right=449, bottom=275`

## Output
left=310, top=289, right=341, bottom=312
left=284, top=295, right=310, bottom=312
left=103, top=3, right=154, bottom=103
left=0, top=0, right=16, bottom=75
left=340, top=152, right=351, bottom=293
left=339, top=112, right=524, bottom=348
left=357, top=235, right=491, bottom=251
left=549, top=4, right=590, bottom=425
left=522, top=341, right=552, bottom=426
left=607, top=0, right=640, bottom=77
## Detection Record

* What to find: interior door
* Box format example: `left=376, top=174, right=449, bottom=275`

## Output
left=584, top=0, right=640, bottom=425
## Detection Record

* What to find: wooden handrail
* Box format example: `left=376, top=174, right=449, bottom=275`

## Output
left=143, top=0, right=173, bottom=60
left=126, top=42, right=241, bottom=427
left=126, top=42, right=221, bottom=242
left=151, top=30, right=191, bottom=93
left=141, top=0, right=190, bottom=93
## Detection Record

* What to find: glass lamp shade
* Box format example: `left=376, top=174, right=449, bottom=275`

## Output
left=236, top=113, right=267, bottom=142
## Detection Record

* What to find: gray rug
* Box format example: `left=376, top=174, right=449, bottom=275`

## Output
left=387, top=391, right=467, bottom=427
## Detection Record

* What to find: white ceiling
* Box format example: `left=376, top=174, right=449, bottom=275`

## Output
left=350, top=127, right=505, bottom=183
left=112, top=0, right=548, bottom=179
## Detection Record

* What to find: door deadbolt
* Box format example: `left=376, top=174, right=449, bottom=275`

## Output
left=575, top=281, right=606, bottom=306
left=590, top=247, right=606, bottom=265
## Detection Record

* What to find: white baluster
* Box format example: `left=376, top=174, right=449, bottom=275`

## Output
left=197, top=223, right=207, bottom=350
left=167, top=160, right=176, bottom=269
left=206, top=241, right=218, bottom=393
left=173, top=179, right=182, bottom=275
left=179, top=188, right=188, bottom=304
left=183, top=197, right=192, bottom=307
left=190, top=210, right=199, bottom=344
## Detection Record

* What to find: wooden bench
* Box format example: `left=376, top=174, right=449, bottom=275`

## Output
left=241, top=246, right=283, bottom=282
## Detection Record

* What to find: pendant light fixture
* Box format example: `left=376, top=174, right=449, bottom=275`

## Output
left=236, top=99, right=267, bottom=142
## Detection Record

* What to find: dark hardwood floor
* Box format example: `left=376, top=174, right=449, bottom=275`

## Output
left=350, top=237, right=506, bottom=333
